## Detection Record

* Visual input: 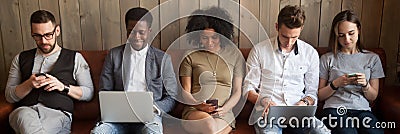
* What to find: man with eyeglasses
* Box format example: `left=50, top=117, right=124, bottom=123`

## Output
left=5, top=10, right=94, bottom=133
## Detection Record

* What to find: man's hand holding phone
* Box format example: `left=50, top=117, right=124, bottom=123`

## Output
left=30, top=73, right=48, bottom=88
left=31, top=73, right=66, bottom=92
left=35, top=73, right=48, bottom=78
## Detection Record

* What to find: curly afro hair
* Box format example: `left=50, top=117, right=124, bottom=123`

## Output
left=185, top=7, right=234, bottom=47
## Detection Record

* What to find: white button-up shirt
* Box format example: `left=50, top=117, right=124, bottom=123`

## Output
left=243, top=37, right=319, bottom=106
left=126, top=44, right=148, bottom=92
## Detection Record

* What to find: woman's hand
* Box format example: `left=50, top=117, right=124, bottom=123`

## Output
left=214, top=106, right=229, bottom=117
left=354, top=73, right=368, bottom=87
left=194, top=102, right=216, bottom=113
left=333, top=74, right=357, bottom=88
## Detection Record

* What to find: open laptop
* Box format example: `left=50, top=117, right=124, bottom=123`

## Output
left=266, top=106, right=317, bottom=125
left=99, top=91, right=154, bottom=123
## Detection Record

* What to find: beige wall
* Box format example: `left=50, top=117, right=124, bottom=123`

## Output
left=0, top=0, right=399, bottom=91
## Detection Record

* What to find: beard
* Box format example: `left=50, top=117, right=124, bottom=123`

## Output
left=38, top=40, right=56, bottom=54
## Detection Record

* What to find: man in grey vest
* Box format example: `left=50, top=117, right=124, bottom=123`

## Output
left=5, top=10, right=94, bottom=134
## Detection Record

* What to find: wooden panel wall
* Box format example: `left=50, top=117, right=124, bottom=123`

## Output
left=0, top=0, right=24, bottom=91
left=19, top=0, right=39, bottom=50
left=0, top=0, right=399, bottom=91
left=239, top=0, right=260, bottom=48
left=379, top=0, right=400, bottom=86
left=300, top=0, right=321, bottom=47
left=80, top=0, right=102, bottom=50
left=100, top=0, right=121, bottom=50
left=59, top=0, right=82, bottom=50
left=319, top=0, right=341, bottom=47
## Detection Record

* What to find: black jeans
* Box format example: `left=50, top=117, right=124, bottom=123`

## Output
left=322, top=108, right=383, bottom=134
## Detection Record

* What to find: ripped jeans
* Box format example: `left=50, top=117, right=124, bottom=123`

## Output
left=91, top=114, right=163, bottom=134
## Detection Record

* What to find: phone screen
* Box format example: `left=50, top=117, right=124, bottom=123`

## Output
left=206, top=99, right=218, bottom=107
left=206, top=99, right=218, bottom=114
left=35, top=73, right=48, bottom=78
left=347, top=73, right=357, bottom=78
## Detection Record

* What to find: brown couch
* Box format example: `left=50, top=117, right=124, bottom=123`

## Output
left=0, top=47, right=397, bottom=134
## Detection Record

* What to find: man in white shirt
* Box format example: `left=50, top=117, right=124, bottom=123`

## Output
left=243, top=5, right=330, bottom=134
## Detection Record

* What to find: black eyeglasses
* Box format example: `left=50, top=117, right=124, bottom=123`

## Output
left=31, top=26, right=57, bottom=41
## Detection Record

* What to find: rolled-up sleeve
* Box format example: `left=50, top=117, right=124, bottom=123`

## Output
left=303, top=50, right=319, bottom=105
left=242, top=48, right=261, bottom=96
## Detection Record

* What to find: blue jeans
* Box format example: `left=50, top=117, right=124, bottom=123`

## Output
left=254, top=116, right=330, bottom=134
left=91, top=114, right=163, bottom=134
left=322, top=108, right=383, bottom=134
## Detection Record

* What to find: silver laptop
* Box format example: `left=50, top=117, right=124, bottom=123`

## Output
left=267, top=106, right=317, bottom=125
left=99, top=91, right=154, bottom=123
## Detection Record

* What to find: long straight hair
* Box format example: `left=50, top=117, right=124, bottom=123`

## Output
left=329, top=10, right=365, bottom=56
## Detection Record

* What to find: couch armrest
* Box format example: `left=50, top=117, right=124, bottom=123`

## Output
left=0, top=95, right=14, bottom=131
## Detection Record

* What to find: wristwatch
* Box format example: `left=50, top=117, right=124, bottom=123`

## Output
left=62, top=84, right=70, bottom=94
left=300, top=98, right=310, bottom=106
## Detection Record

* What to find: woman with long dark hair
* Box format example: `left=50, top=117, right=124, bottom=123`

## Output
left=318, top=10, right=385, bottom=134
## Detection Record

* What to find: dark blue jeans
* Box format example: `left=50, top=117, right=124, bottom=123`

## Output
left=322, top=108, right=383, bottom=134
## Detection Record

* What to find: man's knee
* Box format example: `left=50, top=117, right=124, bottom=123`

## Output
left=143, top=116, right=163, bottom=134
left=91, top=122, right=116, bottom=134
left=9, top=107, right=43, bottom=133
left=9, top=107, right=37, bottom=122
left=142, top=125, right=163, bottom=134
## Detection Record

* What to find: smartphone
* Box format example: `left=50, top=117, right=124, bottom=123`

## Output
left=347, top=73, right=358, bottom=78
left=206, top=99, right=218, bottom=114
left=35, top=73, right=48, bottom=78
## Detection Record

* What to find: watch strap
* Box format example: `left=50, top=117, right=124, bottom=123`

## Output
left=330, top=82, right=339, bottom=90
left=62, top=84, right=70, bottom=94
